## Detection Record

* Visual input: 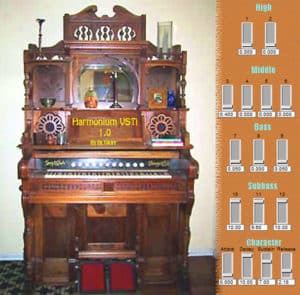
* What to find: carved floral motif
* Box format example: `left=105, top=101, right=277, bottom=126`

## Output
left=147, top=113, right=175, bottom=138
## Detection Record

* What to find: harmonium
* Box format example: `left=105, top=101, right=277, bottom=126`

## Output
left=18, top=5, right=198, bottom=293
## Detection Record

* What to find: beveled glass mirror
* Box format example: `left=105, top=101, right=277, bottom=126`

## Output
left=79, top=62, right=138, bottom=105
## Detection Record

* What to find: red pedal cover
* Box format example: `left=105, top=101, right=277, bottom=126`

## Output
left=81, top=262, right=106, bottom=292
left=110, top=262, right=136, bottom=292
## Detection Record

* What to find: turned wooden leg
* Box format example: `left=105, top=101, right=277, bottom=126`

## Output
left=21, top=190, right=34, bottom=293
left=180, top=192, right=194, bottom=292
left=23, top=212, right=34, bottom=293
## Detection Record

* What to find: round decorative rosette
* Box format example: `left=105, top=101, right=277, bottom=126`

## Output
left=147, top=113, right=175, bottom=138
left=36, top=113, right=65, bottom=137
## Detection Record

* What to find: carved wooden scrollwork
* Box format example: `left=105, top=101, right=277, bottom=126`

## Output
left=36, top=113, right=65, bottom=137
left=64, top=5, right=145, bottom=41
left=24, top=73, right=32, bottom=107
left=117, top=26, right=136, bottom=41
left=147, top=114, right=175, bottom=138
left=73, top=25, right=93, bottom=40
left=95, top=26, right=114, bottom=40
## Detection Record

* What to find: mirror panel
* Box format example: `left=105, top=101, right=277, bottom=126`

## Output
left=79, top=63, right=138, bottom=104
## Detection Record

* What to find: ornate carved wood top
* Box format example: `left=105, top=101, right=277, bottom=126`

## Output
left=63, top=5, right=146, bottom=42
left=21, top=4, right=189, bottom=151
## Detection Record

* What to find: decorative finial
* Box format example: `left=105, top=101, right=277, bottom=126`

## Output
left=36, top=18, right=45, bottom=56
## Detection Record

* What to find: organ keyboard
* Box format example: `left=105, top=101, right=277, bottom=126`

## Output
left=18, top=5, right=198, bottom=294
left=29, top=157, right=189, bottom=180
left=33, top=158, right=183, bottom=179
left=44, top=170, right=172, bottom=179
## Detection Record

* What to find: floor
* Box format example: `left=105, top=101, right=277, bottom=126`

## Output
left=0, top=256, right=215, bottom=294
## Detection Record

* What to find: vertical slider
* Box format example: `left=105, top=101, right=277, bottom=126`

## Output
left=259, top=84, right=275, bottom=117
left=238, top=253, right=255, bottom=285
left=239, top=84, right=256, bottom=117
left=262, top=22, right=280, bottom=55
left=274, top=198, right=291, bottom=231
left=227, top=139, right=244, bottom=172
left=219, top=84, right=236, bottom=117
left=250, top=139, right=267, bottom=172
left=279, top=253, right=294, bottom=284
left=219, top=252, right=237, bottom=285
left=227, top=198, right=244, bottom=230
left=258, top=253, right=275, bottom=285
left=274, top=139, right=291, bottom=172
left=277, top=84, right=295, bottom=117
left=250, top=198, right=267, bottom=230
left=238, top=22, right=256, bottom=55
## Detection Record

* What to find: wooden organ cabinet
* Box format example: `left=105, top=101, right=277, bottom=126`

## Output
left=18, top=5, right=198, bottom=293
